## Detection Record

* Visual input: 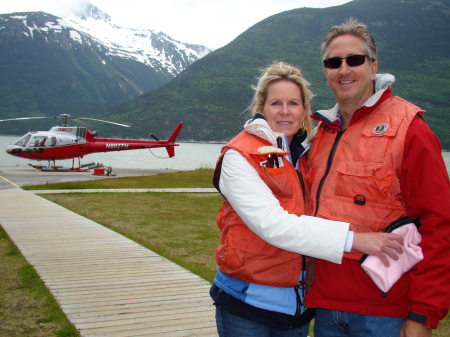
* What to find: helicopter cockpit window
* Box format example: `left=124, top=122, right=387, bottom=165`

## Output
left=50, top=137, right=57, bottom=147
left=14, top=134, right=32, bottom=147
left=29, top=136, right=47, bottom=147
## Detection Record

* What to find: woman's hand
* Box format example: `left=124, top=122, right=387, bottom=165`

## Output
left=352, top=232, right=404, bottom=267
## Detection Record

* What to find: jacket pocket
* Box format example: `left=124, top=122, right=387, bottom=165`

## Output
left=353, top=114, right=403, bottom=163
left=334, top=162, right=396, bottom=205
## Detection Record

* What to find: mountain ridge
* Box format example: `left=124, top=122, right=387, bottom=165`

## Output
left=64, top=3, right=210, bottom=76
left=97, top=0, right=449, bottom=149
left=0, top=3, right=211, bottom=133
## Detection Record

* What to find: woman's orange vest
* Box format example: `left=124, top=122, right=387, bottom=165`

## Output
left=214, top=130, right=306, bottom=288
left=306, top=96, right=423, bottom=259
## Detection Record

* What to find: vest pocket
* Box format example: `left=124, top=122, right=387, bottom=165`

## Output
left=334, top=162, right=396, bottom=205
left=262, top=165, right=285, bottom=175
left=353, top=114, right=404, bottom=163
left=261, top=165, right=295, bottom=198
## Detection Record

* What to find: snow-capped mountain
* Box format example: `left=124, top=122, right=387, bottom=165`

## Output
left=63, top=3, right=211, bottom=76
left=8, top=3, right=210, bottom=77
left=0, top=4, right=212, bottom=127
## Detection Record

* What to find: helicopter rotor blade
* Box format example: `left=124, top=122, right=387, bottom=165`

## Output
left=0, top=114, right=131, bottom=128
left=78, top=117, right=131, bottom=128
left=72, top=117, right=93, bottom=128
left=0, top=117, right=49, bottom=122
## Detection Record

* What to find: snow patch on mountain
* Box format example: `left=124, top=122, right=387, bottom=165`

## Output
left=5, top=3, right=211, bottom=77
left=60, top=4, right=210, bottom=76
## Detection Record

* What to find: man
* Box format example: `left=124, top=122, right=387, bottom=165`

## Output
left=305, top=18, right=450, bottom=337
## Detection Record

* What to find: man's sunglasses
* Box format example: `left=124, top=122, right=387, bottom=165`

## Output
left=323, top=55, right=372, bottom=69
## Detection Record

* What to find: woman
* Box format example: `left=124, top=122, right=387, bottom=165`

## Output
left=210, top=61, right=403, bottom=336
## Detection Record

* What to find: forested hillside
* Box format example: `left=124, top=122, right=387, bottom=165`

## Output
left=99, top=0, right=449, bottom=149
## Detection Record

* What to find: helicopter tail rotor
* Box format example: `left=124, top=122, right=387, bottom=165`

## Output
left=150, top=133, right=160, bottom=141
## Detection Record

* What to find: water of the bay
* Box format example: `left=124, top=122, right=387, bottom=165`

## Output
left=0, top=135, right=449, bottom=175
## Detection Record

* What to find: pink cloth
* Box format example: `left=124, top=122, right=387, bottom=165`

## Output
left=361, top=223, right=423, bottom=292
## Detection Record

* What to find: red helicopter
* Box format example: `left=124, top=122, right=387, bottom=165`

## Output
left=1, top=114, right=183, bottom=172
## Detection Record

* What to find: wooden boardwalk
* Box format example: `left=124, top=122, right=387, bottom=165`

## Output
left=0, top=188, right=217, bottom=336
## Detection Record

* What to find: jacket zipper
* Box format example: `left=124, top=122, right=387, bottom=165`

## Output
left=314, top=128, right=345, bottom=216
left=296, top=170, right=307, bottom=204
left=294, top=283, right=302, bottom=316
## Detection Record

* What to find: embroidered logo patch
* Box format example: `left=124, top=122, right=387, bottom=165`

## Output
left=373, top=123, right=389, bottom=134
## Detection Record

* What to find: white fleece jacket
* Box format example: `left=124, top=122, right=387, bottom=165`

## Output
left=219, top=118, right=351, bottom=264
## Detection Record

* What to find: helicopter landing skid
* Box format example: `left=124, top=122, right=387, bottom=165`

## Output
left=29, top=164, right=92, bottom=172
left=29, top=163, right=113, bottom=175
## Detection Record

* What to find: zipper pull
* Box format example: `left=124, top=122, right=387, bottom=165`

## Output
left=276, top=136, right=283, bottom=150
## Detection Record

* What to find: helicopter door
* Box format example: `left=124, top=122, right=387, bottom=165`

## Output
left=29, top=136, right=47, bottom=147
left=28, top=136, right=48, bottom=153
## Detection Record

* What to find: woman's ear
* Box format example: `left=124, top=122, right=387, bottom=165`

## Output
left=304, top=103, right=310, bottom=113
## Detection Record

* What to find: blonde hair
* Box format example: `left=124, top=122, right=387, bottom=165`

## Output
left=248, top=61, right=314, bottom=136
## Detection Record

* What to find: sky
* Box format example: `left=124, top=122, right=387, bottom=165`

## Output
left=0, top=0, right=353, bottom=49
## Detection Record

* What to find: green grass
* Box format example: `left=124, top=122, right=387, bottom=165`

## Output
left=12, top=169, right=450, bottom=336
left=23, top=168, right=215, bottom=190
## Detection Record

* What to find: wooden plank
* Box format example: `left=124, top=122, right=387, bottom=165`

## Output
left=67, top=304, right=215, bottom=321
left=62, top=297, right=214, bottom=314
left=0, top=188, right=218, bottom=336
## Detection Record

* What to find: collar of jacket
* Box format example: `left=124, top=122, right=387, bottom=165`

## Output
left=313, top=73, right=395, bottom=130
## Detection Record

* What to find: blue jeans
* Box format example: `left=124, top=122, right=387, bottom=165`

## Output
left=215, top=305, right=310, bottom=337
left=314, top=309, right=405, bottom=337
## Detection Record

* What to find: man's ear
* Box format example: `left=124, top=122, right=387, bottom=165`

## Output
left=370, top=60, right=379, bottom=80
left=323, top=68, right=330, bottom=87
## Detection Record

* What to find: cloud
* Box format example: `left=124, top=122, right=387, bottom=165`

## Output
left=0, top=0, right=92, bottom=17
left=0, top=0, right=353, bottom=49
left=89, top=0, right=316, bottom=48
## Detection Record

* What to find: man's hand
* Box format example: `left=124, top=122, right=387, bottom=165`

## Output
left=352, top=232, right=404, bottom=266
left=400, top=320, right=432, bottom=337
